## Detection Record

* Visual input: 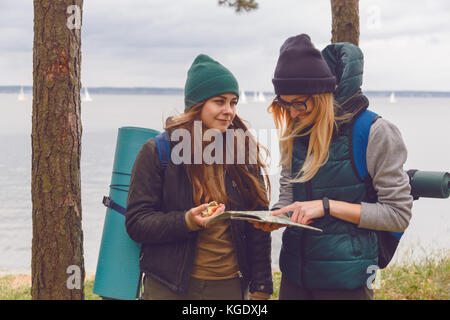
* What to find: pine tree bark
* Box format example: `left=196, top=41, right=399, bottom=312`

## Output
left=330, top=0, right=360, bottom=45
left=31, top=0, right=84, bottom=299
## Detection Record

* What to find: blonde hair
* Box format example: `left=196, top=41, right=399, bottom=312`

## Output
left=268, top=93, right=335, bottom=183
left=165, top=101, right=271, bottom=209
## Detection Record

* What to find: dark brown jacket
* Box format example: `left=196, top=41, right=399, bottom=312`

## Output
left=125, top=136, right=273, bottom=296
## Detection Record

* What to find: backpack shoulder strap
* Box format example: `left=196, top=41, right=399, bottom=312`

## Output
left=351, top=109, right=404, bottom=268
left=154, top=131, right=170, bottom=169
left=137, top=131, right=170, bottom=299
left=351, top=109, right=380, bottom=180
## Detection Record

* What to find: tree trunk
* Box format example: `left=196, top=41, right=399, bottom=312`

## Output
left=330, top=0, right=360, bottom=45
left=31, top=0, right=84, bottom=299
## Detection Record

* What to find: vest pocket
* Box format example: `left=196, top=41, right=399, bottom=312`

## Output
left=349, top=230, right=362, bottom=256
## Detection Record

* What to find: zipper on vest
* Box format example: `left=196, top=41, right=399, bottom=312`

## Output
left=229, top=221, right=245, bottom=283
left=299, top=180, right=313, bottom=288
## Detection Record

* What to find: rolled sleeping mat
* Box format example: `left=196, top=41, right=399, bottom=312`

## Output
left=93, top=126, right=160, bottom=300
left=408, top=170, right=450, bottom=200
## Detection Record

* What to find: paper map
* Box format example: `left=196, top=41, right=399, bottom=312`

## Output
left=205, top=210, right=322, bottom=232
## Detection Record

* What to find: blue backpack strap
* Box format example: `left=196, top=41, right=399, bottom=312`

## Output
left=390, top=231, right=404, bottom=240
left=136, top=131, right=169, bottom=300
left=352, top=110, right=404, bottom=268
left=352, top=109, right=380, bottom=180
left=154, top=131, right=170, bottom=169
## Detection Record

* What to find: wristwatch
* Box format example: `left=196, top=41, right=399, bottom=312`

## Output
left=322, top=197, right=330, bottom=217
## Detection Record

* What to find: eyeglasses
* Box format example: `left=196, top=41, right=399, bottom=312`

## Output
left=273, top=95, right=312, bottom=112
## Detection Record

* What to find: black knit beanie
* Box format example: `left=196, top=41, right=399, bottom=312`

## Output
left=272, top=34, right=336, bottom=95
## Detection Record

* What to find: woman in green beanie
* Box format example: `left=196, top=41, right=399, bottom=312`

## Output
left=126, top=54, right=273, bottom=300
left=255, top=34, right=412, bottom=299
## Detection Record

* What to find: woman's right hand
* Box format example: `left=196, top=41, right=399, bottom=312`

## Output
left=187, top=203, right=225, bottom=229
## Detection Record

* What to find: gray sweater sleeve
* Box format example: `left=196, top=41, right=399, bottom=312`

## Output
left=271, top=165, right=293, bottom=211
left=358, top=118, right=413, bottom=232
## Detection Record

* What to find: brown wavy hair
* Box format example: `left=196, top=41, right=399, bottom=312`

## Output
left=165, top=102, right=271, bottom=209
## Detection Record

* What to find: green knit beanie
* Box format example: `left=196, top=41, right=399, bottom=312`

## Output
left=184, top=54, right=239, bottom=111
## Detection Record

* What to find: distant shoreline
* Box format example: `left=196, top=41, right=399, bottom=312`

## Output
left=2, top=86, right=450, bottom=98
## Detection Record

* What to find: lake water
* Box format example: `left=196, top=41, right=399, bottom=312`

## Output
left=0, top=93, right=449, bottom=273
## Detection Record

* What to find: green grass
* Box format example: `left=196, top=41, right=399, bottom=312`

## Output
left=373, top=254, right=450, bottom=300
left=2, top=254, right=449, bottom=300
left=0, top=275, right=101, bottom=300
left=84, top=277, right=102, bottom=300
left=0, top=275, right=32, bottom=300
left=269, top=252, right=449, bottom=300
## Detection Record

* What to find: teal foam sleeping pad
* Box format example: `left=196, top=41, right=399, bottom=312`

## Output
left=93, top=127, right=160, bottom=300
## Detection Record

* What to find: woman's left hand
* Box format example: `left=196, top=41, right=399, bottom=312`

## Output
left=271, top=200, right=324, bottom=225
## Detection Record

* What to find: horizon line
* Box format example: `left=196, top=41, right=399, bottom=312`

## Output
left=1, top=85, right=450, bottom=95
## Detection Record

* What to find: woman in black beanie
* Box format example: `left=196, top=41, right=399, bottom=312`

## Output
left=258, top=34, right=412, bottom=299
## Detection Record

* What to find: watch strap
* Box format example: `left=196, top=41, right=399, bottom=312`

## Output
left=322, top=197, right=330, bottom=217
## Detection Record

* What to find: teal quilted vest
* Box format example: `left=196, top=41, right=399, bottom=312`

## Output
left=279, top=125, right=378, bottom=290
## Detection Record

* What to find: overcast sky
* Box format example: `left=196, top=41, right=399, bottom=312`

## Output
left=1, top=0, right=449, bottom=92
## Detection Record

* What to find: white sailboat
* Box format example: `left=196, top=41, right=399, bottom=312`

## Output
left=253, top=91, right=258, bottom=102
left=389, top=91, right=396, bottom=103
left=257, top=90, right=266, bottom=102
left=239, top=89, right=248, bottom=104
left=82, top=87, right=93, bottom=102
left=17, top=86, right=27, bottom=101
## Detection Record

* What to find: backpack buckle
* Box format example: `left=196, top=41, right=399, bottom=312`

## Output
left=103, top=196, right=111, bottom=208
